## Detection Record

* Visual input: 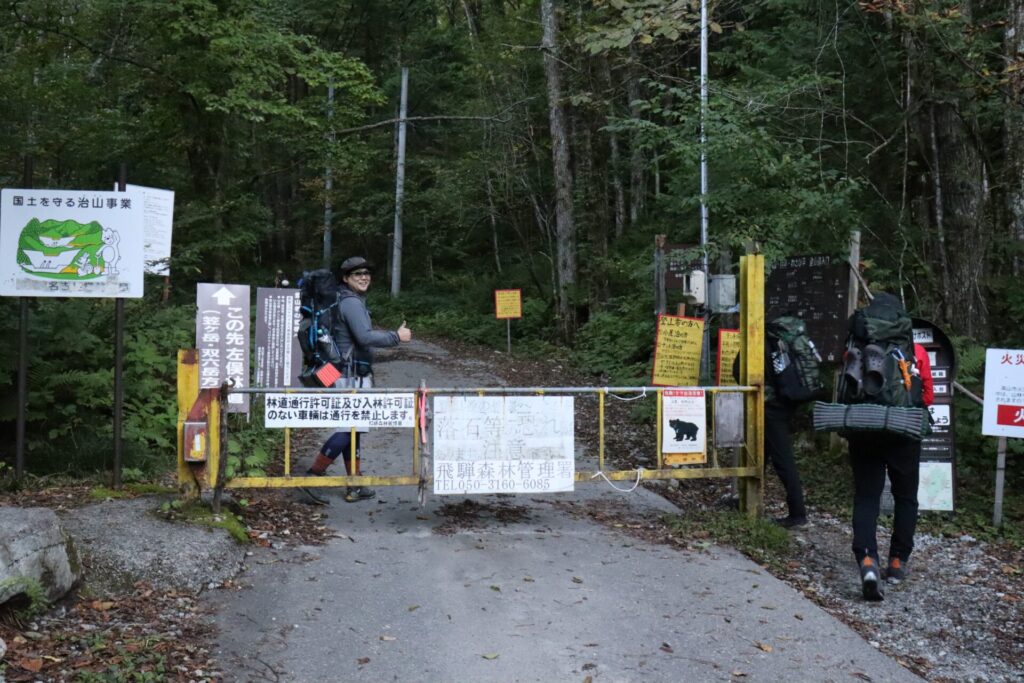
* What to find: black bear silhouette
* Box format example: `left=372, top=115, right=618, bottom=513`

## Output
left=669, top=419, right=699, bottom=442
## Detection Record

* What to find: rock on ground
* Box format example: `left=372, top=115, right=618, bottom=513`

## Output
left=0, top=506, right=80, bottom=606
left=58, top=498, right=245, bottom=596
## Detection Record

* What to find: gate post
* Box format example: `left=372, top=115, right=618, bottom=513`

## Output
left=738, top=254, right=765, bottom=517
left=177, top=350, right=200, bottom=498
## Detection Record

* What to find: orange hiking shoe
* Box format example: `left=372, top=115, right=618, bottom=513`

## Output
left=859, top=556, right=884, bottom=601
left=886, top=557, right=908, bottom=584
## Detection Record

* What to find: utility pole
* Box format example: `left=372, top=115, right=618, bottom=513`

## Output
left=323, top=82, right=335, bottom=270
left=391, top=67, right=409, bottom=298
left=699, top=0, right=712, bottom=382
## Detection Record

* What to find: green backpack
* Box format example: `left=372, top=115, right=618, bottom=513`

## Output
left=766, top=315, right=824, bottom=403
left=839, top=294, right=923, bottom=408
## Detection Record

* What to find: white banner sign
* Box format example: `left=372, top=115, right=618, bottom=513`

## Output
left=0, top=188, right=145, bottom=298
left=433, top=396, right=575, bottom=495
left=982, top=348, right=1024, bottom=437
left=264, top=393, right=416, bottom=429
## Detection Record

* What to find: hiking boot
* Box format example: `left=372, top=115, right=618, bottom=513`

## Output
left=859, top=556, right=884, bottom=601
left=345, top=486, right=376, bottom=503
left=772, top=515, right=808, bottom=529
left=300, top=469, right=331, bottom=506
left=886, top=557, right=909, bottom=584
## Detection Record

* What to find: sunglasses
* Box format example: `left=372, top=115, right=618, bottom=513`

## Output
left=349, top=269, right=372, bottom=277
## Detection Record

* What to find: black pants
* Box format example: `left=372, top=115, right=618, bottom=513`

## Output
left=848, top=432, right=921, bottom=563
left=765, top=402, right=806, bottom=519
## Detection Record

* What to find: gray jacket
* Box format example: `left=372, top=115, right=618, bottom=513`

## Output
left=331, top=286, right=399, bottom=374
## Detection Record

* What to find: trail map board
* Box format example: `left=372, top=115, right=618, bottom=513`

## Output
left=765, top=254, right=849, bottom=363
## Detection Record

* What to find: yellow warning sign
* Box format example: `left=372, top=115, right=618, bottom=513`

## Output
left=652, top=315, right=704, bottom=386
left=717, top=329, right=741, bottom=386
left=494, top=289, right=522, bottom=319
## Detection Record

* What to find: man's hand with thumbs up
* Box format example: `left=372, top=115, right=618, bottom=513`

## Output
left=398, top=320, right=412, bottom=342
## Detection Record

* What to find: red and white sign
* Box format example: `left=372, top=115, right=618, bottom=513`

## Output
left=982, top=348, right=1024, bottom=437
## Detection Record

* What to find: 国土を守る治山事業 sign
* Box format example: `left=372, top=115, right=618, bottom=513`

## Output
left=0, top=188, right=145, bottom=298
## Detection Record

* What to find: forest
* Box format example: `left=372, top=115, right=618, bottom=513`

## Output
left=0, top=0, right=1021, bottom=532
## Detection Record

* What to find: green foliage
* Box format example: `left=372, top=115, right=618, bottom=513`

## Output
left=158, top=499, right=249, bottom=544
left=0, top=576, right=50, bottom=619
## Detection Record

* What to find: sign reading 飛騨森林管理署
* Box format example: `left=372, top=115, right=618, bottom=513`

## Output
left=264, top=393, right=416, bottom=429
left=652, top=314, right=705, bottom=386
left=982, top=348, right=1024, bottom=438
left=255, top=287, right=303, bottom=388
left=0, top=188, right=145, bottom=298
left=196, top=283, right=250, bottom=413
left=432, top=396, right=575, bottom=495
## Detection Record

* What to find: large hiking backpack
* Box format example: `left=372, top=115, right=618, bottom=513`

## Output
left=766, top=315, right=824, bottom=402
left=838, top=294, right=923, bottom=408
left=296, top=269, right=342, bottom=387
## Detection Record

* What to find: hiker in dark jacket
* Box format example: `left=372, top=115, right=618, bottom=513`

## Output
left=763, top=328, right=809, bottom=529
left=845, top=293, right=933, bottom=601
left=302, top=256, right=412, bottom=505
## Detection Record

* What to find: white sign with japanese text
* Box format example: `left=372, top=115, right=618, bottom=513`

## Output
left=196, top=283, right=250, bottom=413
left=432, top=396, right=575, bottom=495
left=661, top=389, right=707, bottom=455
left=124, top=184, right=174, bottom=276
left=982, top=348, right=1024, bottom=437
left=0, top=188, right=144, bottom=298
left=264, top=393, right=416, bottom=429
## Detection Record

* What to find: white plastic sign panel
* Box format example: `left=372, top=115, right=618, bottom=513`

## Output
left=264, top=393, right=415, bottom=429
left=918, top=461, right=954, bottom=511
left=661, top=389, right=707, bottom=457
left=196, top=283, right=250, bottom=413
left=432, top=396, right=575, bottom=495
left=124, top=184, right=174, bottom=276
left=982, top=348, right=1024, bottom=437
left=0, top=188, right=144, bottom=298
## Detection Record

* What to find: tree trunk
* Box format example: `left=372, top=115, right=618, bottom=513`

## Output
left=627, top=45, right=645, bottom=227
left=1008, top=0, right=1024, bottom=275
left=541, top=0, right=577, bottom=340
left=928, top=101, right=990, bottom=337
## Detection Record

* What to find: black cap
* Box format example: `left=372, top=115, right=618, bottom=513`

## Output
left=339, top=256, right=373, bottom=276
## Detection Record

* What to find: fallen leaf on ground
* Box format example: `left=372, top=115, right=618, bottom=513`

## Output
left=16, top=658, right=43, bottom=672
left=755, top=641, right=773, bottom=653
left=482, top=653, right=500, bottom=660
left=408, top=605, right=420, bottom=612
left=356, top=657, right=370, bottom=665
left=380, top=635, right=396, bottom=641
left=571, top=576, right=583, bottom=584
left=660, top=642, right=674, bottom=653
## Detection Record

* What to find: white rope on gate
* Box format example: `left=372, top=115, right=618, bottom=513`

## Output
left=604, top=387, right=648, bottom=402
left=591, top=467, right=645, bottom=492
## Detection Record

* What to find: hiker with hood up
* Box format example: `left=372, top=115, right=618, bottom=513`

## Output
left=301, top=256, right=412, bottom=504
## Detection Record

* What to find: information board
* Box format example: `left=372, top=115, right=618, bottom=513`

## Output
left=766, top=254, right=849, bottom=362
left=124, top=184, right=174, bottom=276
left=652, top=315, right=705, bottom=386
left=432, top=396, right=575, bottom=495
left=255, top=287, right=302, bottom=388
left=664, top=244, right=703, bottom=291
left=661, top=389, right=707, bottom=465
left=494, top=289, right=522, bottom=319
left=264, top=393, right=415, bottom=429
left=196, top=283, right=251, bottom=413
left=0, top=188, right=145, bottom=298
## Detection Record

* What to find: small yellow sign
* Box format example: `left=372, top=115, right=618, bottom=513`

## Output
left=494, top=289, right=522, bottom=319
left=652, top=315, right=705, bottom=386
left=717, top=329, right=742, bottom=386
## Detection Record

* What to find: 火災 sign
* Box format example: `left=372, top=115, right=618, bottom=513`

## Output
left=983, top=349, right=1024, bottom=438
left=196, top=283, right=251, bottom=413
